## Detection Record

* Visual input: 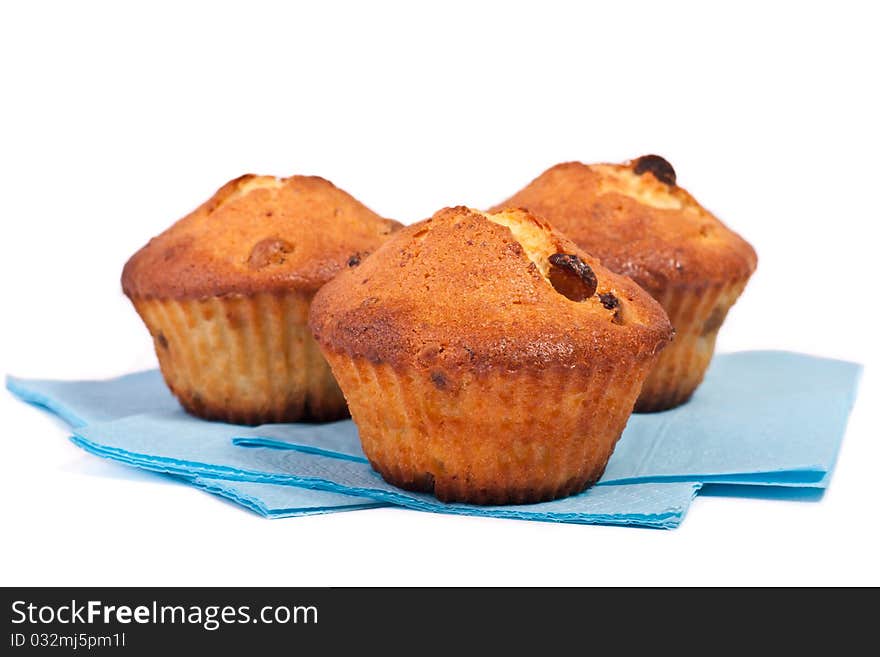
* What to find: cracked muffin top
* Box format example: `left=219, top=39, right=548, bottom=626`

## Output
left=122, top=175, right=401, bottom=299
left=491, top=156, right=757, bottom=294
left=309, top=206, right=673, bottom=373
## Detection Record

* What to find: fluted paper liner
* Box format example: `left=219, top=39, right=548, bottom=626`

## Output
left=324, top=349, right=658, bottom=505
left=133, top=292, right=347, bottom=424
left=636, top=278, right=750, bottom=412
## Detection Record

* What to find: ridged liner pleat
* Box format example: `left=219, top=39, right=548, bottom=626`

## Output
left=131, top=292, right=348, bottom=424
left=325, top=347, right=657, bottom=506
left=635, top=278, right=750, bottom=412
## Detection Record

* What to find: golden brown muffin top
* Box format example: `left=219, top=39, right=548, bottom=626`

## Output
left=122, top=175, right=401, bottom=299
left=310, top=206, right=673, bottom=373
left=491, top=156, right=757, bottom=294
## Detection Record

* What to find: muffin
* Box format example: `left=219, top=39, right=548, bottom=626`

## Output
left=309, top=206, right=672, bottom=504
left=492, top=156, right=757, bottom=412
left=122, top=174, right=400, bottom=424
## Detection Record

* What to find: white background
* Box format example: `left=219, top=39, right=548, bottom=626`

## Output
left=2, top=1, right=878, bottom=586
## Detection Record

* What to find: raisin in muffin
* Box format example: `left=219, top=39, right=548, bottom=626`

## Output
left=309, top=206, right=672, bottom=505
left=493, top=156, right=757, bottom=412
left=122, top=175, right=400, bottom=424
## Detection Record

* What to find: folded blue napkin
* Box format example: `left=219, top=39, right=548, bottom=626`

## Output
left=64, top=411, right=699, bottom=528
left=7, top=373, right=698, bottom=529
left=7, top=350, right=860, bottom=529
left=6, top=372, right=386, bottom=518
left=230, top=351, right=861, bottom=489
left=603, top=350, right=861, bottom=487
left=6, top=370, right=179, bottom=427
left=186, top=478, right=384, bottom=518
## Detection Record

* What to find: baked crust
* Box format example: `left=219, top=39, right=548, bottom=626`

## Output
left=310, top=206, right=673, bottom=374
left=122, top=174, right=400, bottom=300
left=310, top=206, right=672, bottom=504
left=492, top=156, right=757, bottom=412
left=491, top=158, right=757, bottom=295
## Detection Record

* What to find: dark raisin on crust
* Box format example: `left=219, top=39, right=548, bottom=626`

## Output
left=598, top=292, right=619, bottom=310
left=347, top=254, right=362, bottom=267
left=598, top=292, right=624, bottom=324
left=547, top=253, right=598, bottom=301
left=247, top=237, right=295, bottom=270
left=633, top=154, right=677, bottom=186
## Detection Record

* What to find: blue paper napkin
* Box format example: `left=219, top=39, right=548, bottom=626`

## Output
left=601, top=351, right=861, bottom=487
left=231, top=351, right=861, bottom=489
left=8, top=350, right=860, bottom=529
left=64, top=411, right=699, bottom=528
left=6, top=370, right=179, bottom=427
left=7, top=374, right=699, bottom=529
left=186, top=478, right=384, bottom=518
left=6, top=372, right=387, bottom=518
